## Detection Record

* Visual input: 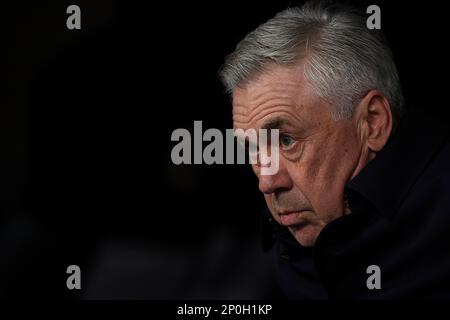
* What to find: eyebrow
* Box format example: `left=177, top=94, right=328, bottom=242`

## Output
left=261, top=117, right=295, bottom=130
left=235, top=117, right=298, bottom=147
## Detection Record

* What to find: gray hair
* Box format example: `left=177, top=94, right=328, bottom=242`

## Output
left=219, top=1, right=404, bottom=126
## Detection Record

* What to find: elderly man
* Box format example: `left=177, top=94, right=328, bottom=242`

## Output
left=219, top=2, right=450, bottom=299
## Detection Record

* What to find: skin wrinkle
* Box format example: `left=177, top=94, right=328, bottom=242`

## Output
left=233, top=84, right=301, bottom=119
left=233, top=108, right=306, bottom=130
left=233, top=69, right=313, bottom=129
left=232, top=62, right=392, bottom=246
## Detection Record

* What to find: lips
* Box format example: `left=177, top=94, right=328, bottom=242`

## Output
left=279, top=211, right=304, bottom=226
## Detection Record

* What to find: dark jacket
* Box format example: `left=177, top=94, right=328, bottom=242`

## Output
left=262, top=109, right=450, bottom=299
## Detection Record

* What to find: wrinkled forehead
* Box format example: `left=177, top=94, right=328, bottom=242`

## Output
left=231, top=63, right=318, bottom=131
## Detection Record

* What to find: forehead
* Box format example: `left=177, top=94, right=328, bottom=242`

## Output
left=232, top=63, right=320, bottom=130
left=233, top=63, right=305, bottom=104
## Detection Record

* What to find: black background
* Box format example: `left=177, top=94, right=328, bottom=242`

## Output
left=3, top=0, right=449, bottom=299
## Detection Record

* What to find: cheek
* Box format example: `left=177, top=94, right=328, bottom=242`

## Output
left=287, top=139, right=335, bottom=189
left=314, top=128, right=360, bottom=180
left=285, top=130, right=358, bottom=213
left=264, top=194, right=272, bottom=206
left=264, top=194, right=277, bottom=216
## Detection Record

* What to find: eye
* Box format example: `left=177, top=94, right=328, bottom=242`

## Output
left=279, top=134, right=296, bottom=150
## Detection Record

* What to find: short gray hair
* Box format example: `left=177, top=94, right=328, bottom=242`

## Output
left=219, top=1, right=404, bottom=126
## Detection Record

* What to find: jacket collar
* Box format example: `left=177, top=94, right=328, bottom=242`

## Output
left=345, top=109, right=450, bottom=218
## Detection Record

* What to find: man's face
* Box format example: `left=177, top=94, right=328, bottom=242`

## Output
left=232, top=63, right=370, bottom=247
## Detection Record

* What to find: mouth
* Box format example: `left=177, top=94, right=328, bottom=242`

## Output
left=278, top=210, right=309, bottom=226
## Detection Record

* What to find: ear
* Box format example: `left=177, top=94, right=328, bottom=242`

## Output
left=354, top=90, right=393, bottom=153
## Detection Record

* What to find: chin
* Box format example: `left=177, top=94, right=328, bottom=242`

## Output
left=289, top=224, right=323, bottom=247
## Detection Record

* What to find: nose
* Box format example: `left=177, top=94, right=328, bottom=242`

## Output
left=257, top=167, right=293, bottom=194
